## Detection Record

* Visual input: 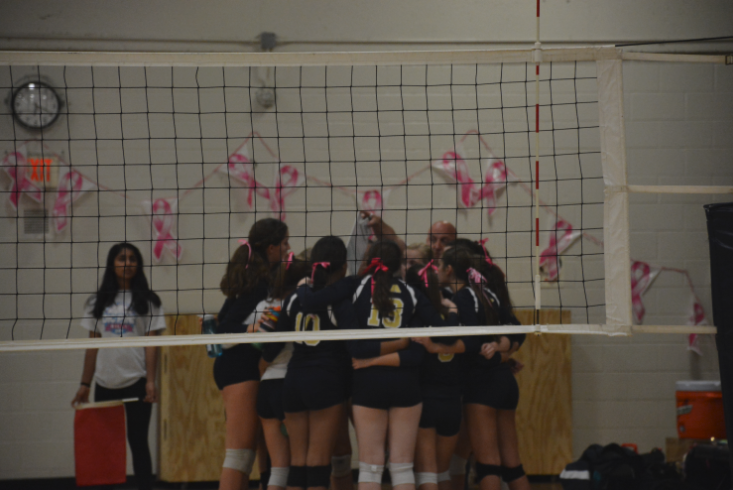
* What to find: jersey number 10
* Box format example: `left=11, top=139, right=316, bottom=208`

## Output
left=294, top=312, right=321, bottom=346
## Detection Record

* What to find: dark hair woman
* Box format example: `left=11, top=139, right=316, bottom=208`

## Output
left=214, top=218, right=290, bottom=490
left=435, top=245, right=520, bottom=490
left=349, top=241, right=458, bottom=490
left=271, top=236, right=353, bottom=490
left=71, top=243, right=165, bottom=490
left=404, top=263, right=464, bottom=490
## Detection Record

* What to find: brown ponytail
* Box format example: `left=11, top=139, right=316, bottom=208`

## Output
left=363, top=240, right=402, bottom=317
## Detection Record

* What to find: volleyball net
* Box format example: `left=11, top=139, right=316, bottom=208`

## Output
left=0, top=47, right=725, bottom=351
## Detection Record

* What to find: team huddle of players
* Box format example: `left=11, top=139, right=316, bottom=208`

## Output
left=212, top=216, right=530, bottom=490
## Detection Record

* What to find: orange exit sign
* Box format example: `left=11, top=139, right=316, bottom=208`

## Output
left=26, top=155, right=58, bottom=188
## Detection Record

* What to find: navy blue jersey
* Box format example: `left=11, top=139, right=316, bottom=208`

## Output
left=411, top=313, right=465, bottom=399
left=350, top=275, right=459, bottom=369
left=217, top=283, right=269, bottom=334
left=451, top=287, right=503, bottom=371
left=273, top=288, right=351, bottom=370
left=296, top=276, right=402, bottom=359
left=483, top=286, right=526, bottom=348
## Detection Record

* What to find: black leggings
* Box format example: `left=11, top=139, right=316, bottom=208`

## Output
left=95, top=377, right=153, bottom=490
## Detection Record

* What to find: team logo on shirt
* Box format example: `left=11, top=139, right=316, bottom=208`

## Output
left=104, top=317, right=135, bottom=336
left=438, top=353, right=454, bottom=363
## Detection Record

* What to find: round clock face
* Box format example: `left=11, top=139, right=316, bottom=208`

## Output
left=12, top=82, right=61, bottom=130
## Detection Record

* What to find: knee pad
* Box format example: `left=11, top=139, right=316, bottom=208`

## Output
left=358, top=462, right=384, bottom=484
left=331, top=454, right=352, bottom=478
left=287, top=465, right=307, bottom=489
left=415, top=472, right=438, bottom=487
left=474, top=462, right=501, bottom=483
left=437, top=470, right=451, bottom=483
left=449, top=455, right=468, bottom=476
left=307, top=465, right=332, bottom=488
left=501, top=464, right=525, bottom=483
left=223, top=448, right=256, bottom=474
left=388, top=462, right=415, bottom=487
left=269, top=467, right=289, bottom=488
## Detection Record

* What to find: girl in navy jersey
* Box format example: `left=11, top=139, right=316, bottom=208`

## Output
left=293, top=240, right=458, bottom=490
left=474, top=245, right=529, bottom=490
left=214, top=218, right=291, bottom=490
left=419, top=245, right=512, bottom=490
left=349, top=241, right=458, bottom=490
left=404, top=263, right=465, bottom=490
left=274, top=236, right=353, bottom=490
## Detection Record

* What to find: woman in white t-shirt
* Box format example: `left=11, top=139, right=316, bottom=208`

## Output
left=71, top=243, right=166, bottom=490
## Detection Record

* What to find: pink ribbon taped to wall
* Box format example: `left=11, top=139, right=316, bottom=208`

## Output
left=539, top=220, right=582, bottom=282
left=53, top=168, right=95, bottom=233
left=142, top=197, right=183, bottom=262
left=2, top=149, right=43, bottom=210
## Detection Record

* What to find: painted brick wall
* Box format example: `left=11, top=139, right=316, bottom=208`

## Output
left=572, top=61, right=732, bottom=457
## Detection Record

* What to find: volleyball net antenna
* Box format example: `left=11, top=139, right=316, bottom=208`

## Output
left=0, top=47, right=725, bottom=351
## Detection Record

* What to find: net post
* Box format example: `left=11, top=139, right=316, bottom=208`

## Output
left=597, top=55, right=633, bottom=334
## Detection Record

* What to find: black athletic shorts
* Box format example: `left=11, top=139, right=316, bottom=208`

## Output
left=283, top=364, right=348, bottom=413
left=351, top=368, right=422, bottom=410
left=257, top=378, right=286, bottom=421
left=419, top=394, right=462, bottom=437
left=462, top=365, right=519, bottom=410
left=213, top=344, right=261, bottom=390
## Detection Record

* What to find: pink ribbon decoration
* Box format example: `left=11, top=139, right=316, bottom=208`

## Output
left=466, top=267, right=487, bottom=285
left=222, top=146, right=270, bottom=208
left=539, top=220, right=582, bottom=282
left=365, top=258, right=390, bottom=294
left=417, top=260, right=438, bottom=288
left=269, top=165, right=304, bottom=221
left=285, top=251, right=295, bottom=270
left=687, top=298, right=708, bottom=355
left=477, top=238, right=494, bottom=267
left=237, top=239, right=253, bottom=268
left=2, top=150, right=43, bottom=210
left=433, top=146, right=479, bottom=208
left=432, top=146, right=509, bottom=216
left=630, top=261, right=660, bottom=324
left=142, top=198, right=183, bottom=263
left=476, top=159, right=508, bottom=216
left=361, top=189, right=393, bottom=215
left=311, top=261, right=331, bottom=282
left=52, top=168, right=95, bottom=233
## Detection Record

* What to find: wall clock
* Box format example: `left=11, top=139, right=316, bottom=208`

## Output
left=12, top=81, right=61, bottom=130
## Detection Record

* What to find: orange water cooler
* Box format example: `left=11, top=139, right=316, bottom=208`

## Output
left=676, top=380, right=726, bottom=440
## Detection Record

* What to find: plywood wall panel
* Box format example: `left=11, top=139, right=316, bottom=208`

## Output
left=513, top=309, right=573, bottom=475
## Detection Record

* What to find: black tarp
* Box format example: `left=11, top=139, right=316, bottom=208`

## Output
left=705, top=202, right=733, bottom=483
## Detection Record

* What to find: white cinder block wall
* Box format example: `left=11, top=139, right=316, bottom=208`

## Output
left=573, top=62, right=732, bottom=455
left=1, top=0, right=733, bottom=480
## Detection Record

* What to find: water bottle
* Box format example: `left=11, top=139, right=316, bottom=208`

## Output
left=201, top=314, right=223, bottom=358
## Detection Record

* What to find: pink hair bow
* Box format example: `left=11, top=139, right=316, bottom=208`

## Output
left=417, top=260, right=438, bottom=288
left=365, top=258, right=390, bottom=294
left=237, top=239, right=253, bottom=268
left=466, top=267, right=487, bottom=285
left=311, top=261, right=331, bottom=282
